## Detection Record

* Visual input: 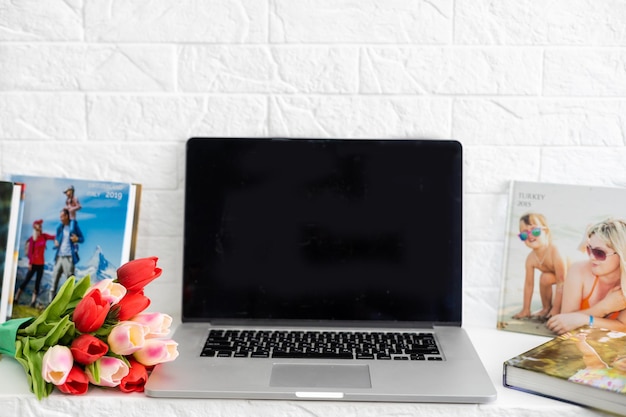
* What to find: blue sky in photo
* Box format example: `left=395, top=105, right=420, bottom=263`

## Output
left=11, top=175, right=132, bottom=269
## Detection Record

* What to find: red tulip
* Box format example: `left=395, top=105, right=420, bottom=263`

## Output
left=119, top=358, right=148, bottom=393
left=73, top=289, right=111, bottom=333
left=57, top=365, right=90, bottom=395
left=70, top=334, right=108, bottom=365
left=115, top=291, right=150, bottom=321
left=117, top=257, right=162, bottom=292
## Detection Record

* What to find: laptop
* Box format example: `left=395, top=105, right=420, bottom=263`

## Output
left=145, top=137, right=496, bottom=403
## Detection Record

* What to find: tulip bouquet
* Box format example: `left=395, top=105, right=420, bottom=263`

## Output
left=0, top=257, right=178, bottom=399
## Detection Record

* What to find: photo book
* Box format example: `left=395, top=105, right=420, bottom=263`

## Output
left=4, top=175, right=141, bottom=320
left=504, top=326, right=626, bottom=415
left=0, top=181, right=24, bottom=323
left=497, top=180, right=626, bottom=337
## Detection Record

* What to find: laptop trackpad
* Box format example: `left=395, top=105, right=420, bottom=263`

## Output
left=270, top=364, right=371, bottom=388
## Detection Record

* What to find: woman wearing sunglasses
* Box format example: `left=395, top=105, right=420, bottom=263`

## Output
left=512, top=213, right=566, bottom=321
left=547, top=219, right=626, bottom=335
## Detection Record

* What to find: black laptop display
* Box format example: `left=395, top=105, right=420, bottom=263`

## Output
left=183, top=138, right=462, bottom=325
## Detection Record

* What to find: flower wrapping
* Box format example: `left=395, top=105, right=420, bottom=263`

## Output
left=0, top=256, right=178, bottom=399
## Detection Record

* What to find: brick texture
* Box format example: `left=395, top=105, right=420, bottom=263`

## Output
left=1, top=0, right=625, bottom=326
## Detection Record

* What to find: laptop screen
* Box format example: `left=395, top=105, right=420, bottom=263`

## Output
left=182, top=138, right=462, bottom=326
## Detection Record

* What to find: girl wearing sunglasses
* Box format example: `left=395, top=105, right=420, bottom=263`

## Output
left=513, top=213, right=566, bottom=321
left=547, top=219, right=626, bottom=335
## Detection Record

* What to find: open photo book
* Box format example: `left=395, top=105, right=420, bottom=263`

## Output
left=497, top=181, right=626, bottom=337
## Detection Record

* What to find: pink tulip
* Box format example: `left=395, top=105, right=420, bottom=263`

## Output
left=90, top=279, right=127, bottom=305
left=130, top=312, right=173, bottom=338
left=41, top=345, right=74, bottom=385
left=116, top=256, right=162, bottom=292
left=107, top=321, right=150, bottom=355
left=87, top=356, right=129, bottom=387
left=133, top=339, right=179, bottom=366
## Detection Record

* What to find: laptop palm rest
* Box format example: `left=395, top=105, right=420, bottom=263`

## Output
left=270, top=364, right=371, bottom=388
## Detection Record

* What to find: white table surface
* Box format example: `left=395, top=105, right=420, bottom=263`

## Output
left=0, top=326, right=614, bottom=417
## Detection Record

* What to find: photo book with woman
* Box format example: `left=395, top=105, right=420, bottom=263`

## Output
left=497, top=181, right=626, bottom=337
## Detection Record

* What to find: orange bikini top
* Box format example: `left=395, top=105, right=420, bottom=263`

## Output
left=580, top=276, right=620, bottom=320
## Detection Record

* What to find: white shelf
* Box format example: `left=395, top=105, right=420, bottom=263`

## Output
left=0, top=326, right=610, bottom=417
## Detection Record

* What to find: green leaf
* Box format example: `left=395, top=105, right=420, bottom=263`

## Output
left=38, top=277, right=76, bottom=318
left=26, top=316, right=75, bottom=353
left=86, top=361, right=100, bottom=384
left=14, top=338, right=52, bottom=400
left=70, top=275, right=91, bottom=303
left=21, top=278, right=76, bottom=336
left=19, top=276, right=91, bottom=339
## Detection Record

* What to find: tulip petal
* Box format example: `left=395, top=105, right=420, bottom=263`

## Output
left=70, top=334, right=108, bottom=365
left=117, top=257, right=162, bottom=292
left=42, top=345, right=74, bottom=385
left=119, top=359, right=148, bottom=393
left=73, top=289, right=111, bottom=333
left=90, top=279, right=127, bottom=305
left=87, top=356, right=129, bottom=387
left=57, top=366, right=90, bottom=395
left=108, top=321, right=149, bottom=355
left=130, top=312, right=173, bottom=338
left=133, top=339, right=179, bottom=366
left=115, top=291, right=150, bottom=321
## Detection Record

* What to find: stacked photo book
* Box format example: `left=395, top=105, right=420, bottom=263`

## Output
left=498, top=180, right=626, bottom=415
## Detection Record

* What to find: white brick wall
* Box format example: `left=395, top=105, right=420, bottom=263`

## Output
left=1, top=0, right=625, bottom=328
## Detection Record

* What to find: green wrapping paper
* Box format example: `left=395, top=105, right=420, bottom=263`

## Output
left=0, top=317, right=33, bottom=357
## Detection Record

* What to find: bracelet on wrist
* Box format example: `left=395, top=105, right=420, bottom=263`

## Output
left=589, top=315, right=594, bottom=328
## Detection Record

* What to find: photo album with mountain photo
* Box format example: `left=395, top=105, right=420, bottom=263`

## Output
left=3, top=175, right=141, bottom=320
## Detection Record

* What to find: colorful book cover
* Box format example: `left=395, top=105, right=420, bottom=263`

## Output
left=504, top=326, right=626, bottom=415
left=8, top=175, right=140, bottom=319
left=497, top=181, right=626, bottom=337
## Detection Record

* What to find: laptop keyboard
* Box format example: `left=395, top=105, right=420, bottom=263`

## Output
left=201, top=329, right=443, bottom=361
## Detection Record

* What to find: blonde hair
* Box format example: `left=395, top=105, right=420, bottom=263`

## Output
left=520, top=212, right=552, bottom=244
left=587, top=218, right=626, bottom=291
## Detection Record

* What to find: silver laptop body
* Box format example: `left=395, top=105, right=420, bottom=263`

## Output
left=145, top=138, right=496, bottom=403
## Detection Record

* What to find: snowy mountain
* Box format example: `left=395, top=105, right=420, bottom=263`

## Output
left=78, top=246, right=118, bottom=283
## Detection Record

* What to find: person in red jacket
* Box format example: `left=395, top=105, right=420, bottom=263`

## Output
left=15, top=219, right=55, bottom=307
